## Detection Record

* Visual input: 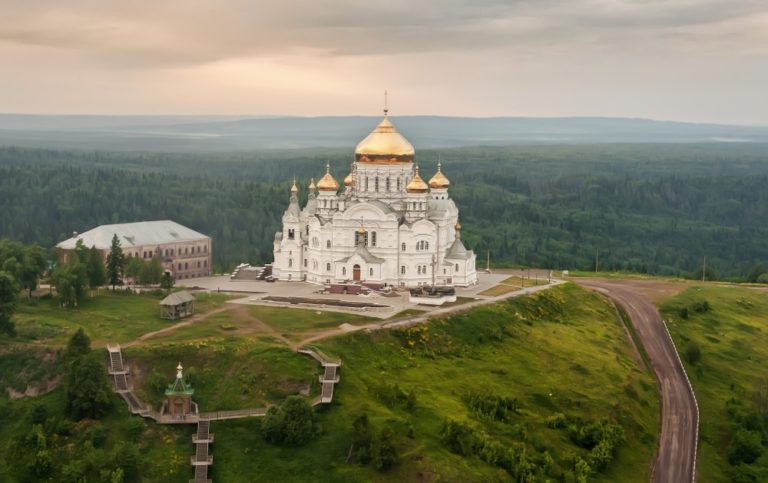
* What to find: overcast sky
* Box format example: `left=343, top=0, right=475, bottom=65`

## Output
left=1, top=0, right=767, bottom=124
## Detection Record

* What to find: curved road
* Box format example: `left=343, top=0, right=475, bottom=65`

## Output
left=577, top=279, right=698, bottom=483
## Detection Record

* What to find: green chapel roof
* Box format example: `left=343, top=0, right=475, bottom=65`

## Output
left=165, top=362, right=194, bottom=396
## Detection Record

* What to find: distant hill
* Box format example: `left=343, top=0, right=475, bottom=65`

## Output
left=1, top=114, right=767, bottom=151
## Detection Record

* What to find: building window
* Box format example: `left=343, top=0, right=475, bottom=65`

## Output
left=417, top=266, right=421, bottom=275
left=342, top=267, right=346, bottom=276
left=365, top=177, right=369, bottom=191
left=401, top=242, right=406, bottom=251
left=401, top=265, right=406, bottom=274
left=304, top=259, right=307, bottom=267
left=326, top=263, right=331, bottom=271
left=374, top=177, right=379, bottom=192
left=386, top=178, right=391, bottom=191
left=355, top=230, right=368, bottom=246
left=326, top=240, right=331, bottom=249
left=312, top=237, right=319, bottom=247
left=455, top=263, right=459, bottom=271
left=204, top=245, right=207, bottom=253
left=204, top=261, right=207, bottom=267
left=306, top=226, right=309, bottom=236
left=371, top=231, right=377, bottom=247
left=185, top=247, right=189, bottom=255
left=425, top=241, right=429, bottom=250
left=369, top=268, right=374, bottom=276
left=178, top=263, right=182, bottom=271
left=288, top=258, right=293, bottom=268
left=185, top=262, right=188, bottom=270
left=288, top=228, right=295, bottom=240
left=197, top=261, right=201, bottom=268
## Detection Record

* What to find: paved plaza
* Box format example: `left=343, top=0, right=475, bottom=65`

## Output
left=177, top=270, right=548, bottom=319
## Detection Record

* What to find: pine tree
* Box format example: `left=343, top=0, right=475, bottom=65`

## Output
left=106, top=234, right=125, bottom=290
left=0, top=271, right=18, bottom=336
left=86, top=246, right=107, bottom=288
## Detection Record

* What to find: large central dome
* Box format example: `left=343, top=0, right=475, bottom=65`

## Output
left=355, top=115, right=415, bottom=163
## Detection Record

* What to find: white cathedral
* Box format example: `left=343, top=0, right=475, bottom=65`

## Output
left=272, top=105, right=477, bottom=288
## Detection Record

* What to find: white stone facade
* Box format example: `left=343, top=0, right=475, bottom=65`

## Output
left=272, top=113, right=477, bottom=288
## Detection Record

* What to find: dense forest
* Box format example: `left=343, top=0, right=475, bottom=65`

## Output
left=1, top=143, right=767, bottom=278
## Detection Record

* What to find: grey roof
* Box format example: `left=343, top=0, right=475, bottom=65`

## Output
left=445, top=236, right=474, bottom=260
left=160, top=290, right=196, bottom=306
left=336, top=245, right=386, bottom=264
left=57, top=220, right=209, bottom=250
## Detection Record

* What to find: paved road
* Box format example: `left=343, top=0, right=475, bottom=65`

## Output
left=577, top=279, right=698, bottom=483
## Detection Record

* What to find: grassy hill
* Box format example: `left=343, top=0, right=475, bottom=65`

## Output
left=0, top=283, right=659, bottom=481
left=660, top=285, right=768, bottom=482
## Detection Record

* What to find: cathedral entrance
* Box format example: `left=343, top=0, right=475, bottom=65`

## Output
left=353, top=264, right=361, bottom=281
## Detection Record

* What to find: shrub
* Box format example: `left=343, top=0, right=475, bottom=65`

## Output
left=678, top=307, right=690, bottom=319
left=372, top=426, right=398, bottom=471
left=262, top=396, right=319, bottom=446
left=351, top=414, right=373, bottom=464
left=685, top=343, right=702, bottom=365
left=691, top=300, right=711, bottom=313
left=728, top=428, right=763, bottom=465
left=466, top=391, right=519, bottom=421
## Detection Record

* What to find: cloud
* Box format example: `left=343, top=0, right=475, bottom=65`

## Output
left=1, top=0, right=766, bottom=67
left=0, top=1, right=766, bottom=122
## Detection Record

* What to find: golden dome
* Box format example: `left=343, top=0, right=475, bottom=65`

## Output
left=290, top=177, right=298, bottom=194
left=317, top=162, right=340, bottom=192
left=344, top=172, right=353, bottom=187
left=357, top=223, right=366, bottom=235
left=455, top=221, right=461, bottom=232
left=428, top=162, right=450, bottom=189
left=406, top=165, right=429, bottom=193
left=355, top=115, right=415, bottom=163
left=308, top=177, right=316, bottom=191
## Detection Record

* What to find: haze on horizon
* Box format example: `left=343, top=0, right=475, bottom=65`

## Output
left=1, top=0, right=767, bottom=125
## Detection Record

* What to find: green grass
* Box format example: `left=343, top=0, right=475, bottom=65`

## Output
left=209, top=283, right=658, bottom=482
left=128, top=339, right=318, bottom=411
left=660, top=285, right=768, bottom=482
left=10, top=291, right=232, bottom=347
left=246, top=305, right=376, bottom=332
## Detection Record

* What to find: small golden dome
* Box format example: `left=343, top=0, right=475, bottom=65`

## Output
left=428, top=162, right=450, bottom=189
left=357, top=223, right=366, bottom=235
left=290, top=177, right=299, bottom=194
left=317, top=162, right=340, bottom=192
left=406, top=165, right=429, bottom=193
left=355, top=114, right=415, bottom=162
left=308, top=177, right=316, bottom=191
left=344, top=172, right=353, bottom=187
left=455, top=221, right=461, bottom=231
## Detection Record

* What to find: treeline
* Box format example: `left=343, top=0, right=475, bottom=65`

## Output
left=1, top=144, right=768, bottom=278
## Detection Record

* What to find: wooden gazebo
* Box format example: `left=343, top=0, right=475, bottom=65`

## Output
left=160, top=290, right=195, bottom=320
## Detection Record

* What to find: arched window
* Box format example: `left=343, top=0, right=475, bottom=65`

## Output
left=417, top=266, right=422, bottom=275
left=365, top=177, right=369, bottom=191
left=312, top=237, right=319, bottom=247
left=374, top=177, right=379, bottom=192
left=288, top=258, right=293, bottom=268
left=326, top=262, right=331, bottom=271
left=397, top=178, right=401, bottom=191
left=371, top=231, right=377, bottom=247
left=386, top=178, right=390, bottom=191
left=326, top=239, right=331, bottom=249
left=401, top=265, right=406, bottom=274
left=425, top=241, right=429, bottom=250
left=369, top=268, right=374, bottom=276
left=342, top=267, right=346, bottom=276
left=288, top=228, right=295, bottom=240
left=401, top=242, right=406, bottom=251
left=455, top=263, right=459, bottom=271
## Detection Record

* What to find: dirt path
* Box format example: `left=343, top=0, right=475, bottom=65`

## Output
left=123, top=306, right=231, bottom=347
left=577, top=279, right=697, bottom=483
